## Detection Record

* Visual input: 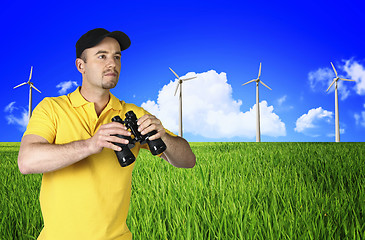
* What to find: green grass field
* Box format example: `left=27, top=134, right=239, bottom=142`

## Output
left=0, top=142, right=364, bottom=239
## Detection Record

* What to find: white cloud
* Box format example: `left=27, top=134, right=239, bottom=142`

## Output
left=308, top=67, right=334, bottom=90
left=354, top=104, right=365, bottom=127
left=4, top=102, right=29, bottom=131
left=141, top=70, right=286, bottom=139
left=357, top=113, right=365, bottom=127
left=326, top=128, right=345, bottom=138
left=5, top=101, right=17, bottom=113
left=354, top=113, right=360, bottom=125
left=56, top=81, right=78, bottom=95
left=343, top=59, right=365, bottom=95
left=277, top=95, right=287, bottom=106
left=295, top=107, right=333, bottom=137
left=308, top=66, right=350, bottom=100
left=308, top=60, right=365, bottom=101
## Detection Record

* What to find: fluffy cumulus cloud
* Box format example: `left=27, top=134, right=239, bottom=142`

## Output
left=56, top=81, right=78, bottom=95
left=308, top=66, right=350, bottom=100
left=295, top=107, right=334, bottom=137
left=4, top=102, right=29, bottom=131
left=141, top=70, right=286, bottom=139
left=343, top=59, right=365, bottom=96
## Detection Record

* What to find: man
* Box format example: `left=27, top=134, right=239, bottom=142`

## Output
left=17, top=28, right=196, bottom=240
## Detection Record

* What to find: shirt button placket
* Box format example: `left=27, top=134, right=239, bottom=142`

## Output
left=88, top=104, right=98, bottom=135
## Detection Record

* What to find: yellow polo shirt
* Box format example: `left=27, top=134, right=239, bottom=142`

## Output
left=24, top=87, right=172, bottom=240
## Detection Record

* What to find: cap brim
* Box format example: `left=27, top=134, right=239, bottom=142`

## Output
left=106, top=31, right=131, bottom=51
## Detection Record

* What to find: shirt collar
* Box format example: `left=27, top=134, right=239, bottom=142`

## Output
left=69, top=87, right=122, bottom=110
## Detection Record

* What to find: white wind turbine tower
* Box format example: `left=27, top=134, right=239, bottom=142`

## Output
left=242, top=62, right=272, bottom=142
left=13, top=66, right=42, bottom=120
left=169, top=67, right=197, bottom=137
left=326, top=62, right=356, bottom=142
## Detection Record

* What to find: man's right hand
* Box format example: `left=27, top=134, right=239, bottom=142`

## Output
left=87, top=122, right=132, bottom=154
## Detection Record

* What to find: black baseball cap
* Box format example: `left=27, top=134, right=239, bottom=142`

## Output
left=76, top=28, right=131, bottom=58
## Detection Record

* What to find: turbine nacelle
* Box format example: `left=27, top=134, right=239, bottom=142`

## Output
left=242, top=63, right=272, bottom=90
left=13, top=66, right=42, bottom=93
left=169, top=67, right=197, bottom=96
left=326, top=62, right=355, bottom=92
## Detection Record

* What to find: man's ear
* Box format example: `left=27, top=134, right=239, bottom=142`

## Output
left=75, top=58, right=85, bottom=74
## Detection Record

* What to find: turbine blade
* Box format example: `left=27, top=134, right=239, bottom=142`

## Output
left=13, top=82, right=27, bottom=89
left=258, top=62, right=262, bottom=78
left=29, top=66, right=33, bottom=81
left=326, top=79, right=336, bottom=92
left=182, top=76, right=197, bottom=82
left=242, top=79, right=256, bottom=86
left=260, top=80, right=272, bottom=90
left=169, top=67, right=180, bottom=80
left=340, top=78, right=356, bottom=82
left=330, top=62, right=338, bottom=77
left=32, top=85, right=42, bottom=93
left=174, top=83, right=180, bottom=96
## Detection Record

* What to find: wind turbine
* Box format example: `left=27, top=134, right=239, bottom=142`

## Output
left=326, top=62, right=356, bottom=142
left=13, top=66, right=42, bottom=120
left=242, top=62, right=272, bottom=142
left=169, top=67, right=197, bottom=137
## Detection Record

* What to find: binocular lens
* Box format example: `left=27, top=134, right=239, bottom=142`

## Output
left=115, top=147, right=135, bottom=167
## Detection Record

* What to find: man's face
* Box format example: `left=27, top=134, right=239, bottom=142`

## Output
left=81, top=37, right=122, bottom=90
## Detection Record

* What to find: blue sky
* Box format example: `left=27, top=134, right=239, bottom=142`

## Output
left=1, top=0, right=365, bottom=142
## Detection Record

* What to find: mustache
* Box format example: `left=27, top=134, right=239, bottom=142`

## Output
left=103, top=69, right=119, bottom=75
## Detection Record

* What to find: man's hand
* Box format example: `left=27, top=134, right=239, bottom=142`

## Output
left=137, top=114, right=166, bottom=140
left=136, top=114, right=195, bottom=168
left=87, top=122, right=131, bottom=154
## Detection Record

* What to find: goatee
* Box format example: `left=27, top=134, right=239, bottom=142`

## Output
left=102, top=81, right=117, bottom=89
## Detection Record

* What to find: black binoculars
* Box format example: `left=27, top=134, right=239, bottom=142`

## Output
left=111, top=111, right=167, bottom=167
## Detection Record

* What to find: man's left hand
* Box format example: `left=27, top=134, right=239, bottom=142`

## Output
left=137, top=114, right=166, bottom=141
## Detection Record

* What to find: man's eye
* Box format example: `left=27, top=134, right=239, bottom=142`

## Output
left=98, top=55, right=106, bottom=59
left=115, top=56, right=121, bottom=60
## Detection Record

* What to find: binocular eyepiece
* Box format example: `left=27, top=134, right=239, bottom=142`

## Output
left=111, top=111, right=167, bottom=167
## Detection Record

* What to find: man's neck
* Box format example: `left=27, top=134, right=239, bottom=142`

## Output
left=79, top=86, right=110, bottom=116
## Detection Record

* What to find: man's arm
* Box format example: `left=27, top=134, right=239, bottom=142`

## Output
left=160, top=134, right=196, bottom=168
left=18, top=122, right=131, bottom=174
left=137, top=115, right=196, bottom=168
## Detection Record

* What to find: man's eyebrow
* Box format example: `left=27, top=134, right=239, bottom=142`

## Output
left=95, top=50, right=108, bottom=55
left=95, top=50, right=122, bottom=55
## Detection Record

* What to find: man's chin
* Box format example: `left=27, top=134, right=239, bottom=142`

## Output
left=102, top=84, right=117, bottom=89
left=102, top=80, right=118, bottom=89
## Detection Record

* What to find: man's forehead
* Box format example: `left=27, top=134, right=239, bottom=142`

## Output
left=89, top=37, right=121, bottom=53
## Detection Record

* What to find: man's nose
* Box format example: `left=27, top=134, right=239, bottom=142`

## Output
left=106, top=57, right=117, bottom=68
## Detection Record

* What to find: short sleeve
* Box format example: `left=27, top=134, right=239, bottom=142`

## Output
left=23, top=98, right=57, bottom=143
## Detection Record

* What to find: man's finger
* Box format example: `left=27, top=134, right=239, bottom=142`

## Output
left=147, top=131, right=163, bottom=141
left=104, top=141, right=122, bottom=151
left=98, top=127, right=131, bottom=138
left=106, top=135, right=129, bottom=145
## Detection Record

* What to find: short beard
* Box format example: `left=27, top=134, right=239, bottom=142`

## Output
left=102, top=70, right=119, bottom=89
left=101, top=83, right=117, bottom=89
left=102, top=81, right=117, bottom=89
